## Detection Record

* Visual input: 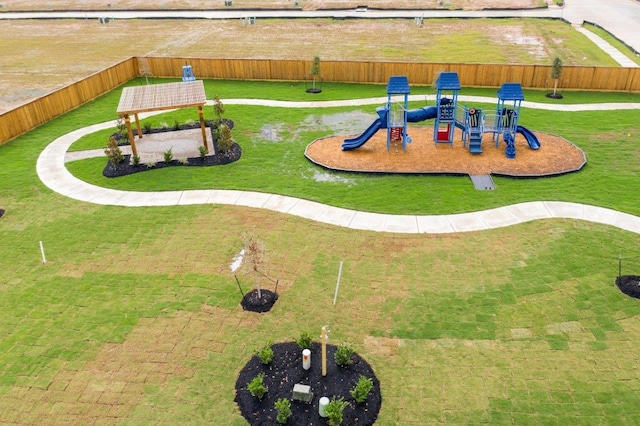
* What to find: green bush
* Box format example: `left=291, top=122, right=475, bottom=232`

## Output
left=104, top=136, right=124, bottom=169
left=217, top=124, right=234, bottom=152
left=350, top=375, right=373, bottom=403
left=295, top=332, right=313, bottom=350
left=173, top=119, right=180, bottom=130
left=198, top=145, right=207, bottom=159
left=257, top=341, right=274, bottom=365
left=247, top=373, right=268, bottom=400
left=274, top=398, right=292, bottom=424
left=163, top=148, right=173, bottom=163
left=143, top=121, right=152, bottom=134
left=325, top=396, right=349, bottom=426
left=132, top=155, right=140, bottom=166
left=334, top=343, right=354, bottom=367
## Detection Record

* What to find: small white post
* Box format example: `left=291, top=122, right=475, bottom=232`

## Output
left=319, top=396, right=330, bottom=417
left=333, top=261, right=343, bottom=306
left=39, top=241, right=47, bottom=264
left=302, top=349, right=311, bottom=370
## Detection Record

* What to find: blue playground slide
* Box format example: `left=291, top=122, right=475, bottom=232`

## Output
left=341, top=106, right=438, bottom=151
left=341, top=118, right=383, bottom=150
left=516, top=125, right=540, bottom=150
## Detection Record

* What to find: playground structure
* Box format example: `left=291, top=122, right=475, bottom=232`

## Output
left=182, top=64, right=196, bottom=82
left=342, top=73, right=540, bottom=159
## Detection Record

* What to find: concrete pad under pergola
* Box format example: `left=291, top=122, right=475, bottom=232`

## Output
left=116, top=80, right=208, bottom=157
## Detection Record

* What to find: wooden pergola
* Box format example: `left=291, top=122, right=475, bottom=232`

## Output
left=116, top=80, right=208, bottom=157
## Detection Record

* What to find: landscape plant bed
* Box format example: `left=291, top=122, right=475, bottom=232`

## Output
left=102, top=144, right=241, bottom=178
left=615, top=275, right=640, bottom=299
left=241, top=289, right=279, bottom=313
left=235, top=341, right=381, bottom=425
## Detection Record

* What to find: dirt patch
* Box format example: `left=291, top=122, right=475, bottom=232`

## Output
left=3, top=0, right=542, bottom=11
left=305, top=126, right=586, bottom=176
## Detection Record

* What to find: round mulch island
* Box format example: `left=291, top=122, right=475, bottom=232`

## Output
left=241, top=289, right=279, bottom=313
left=305, top=126, right=585, bottom=176
left=616, top=275, right=640, bottom=299
left=235, top=341, right=381, bottom=425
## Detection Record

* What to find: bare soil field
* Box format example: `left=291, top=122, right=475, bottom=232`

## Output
left=2, top=0, right=543, bottom=11
left=0, top=15, right=582, bottom=113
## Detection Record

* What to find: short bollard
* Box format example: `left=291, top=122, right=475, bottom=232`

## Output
left=319, top=397, right=329, bottom=417
left=302, top=349, right=311, bottom=370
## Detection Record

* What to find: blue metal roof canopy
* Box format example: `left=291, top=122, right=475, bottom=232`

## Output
left=436, top=72, right=461, bottom=90
left=387, top=76, right=411, bottom=94
left=497, top=83, right=524, bottom=101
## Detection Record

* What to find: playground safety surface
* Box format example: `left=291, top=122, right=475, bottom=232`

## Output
left=305, top=126, right=586, bottom=177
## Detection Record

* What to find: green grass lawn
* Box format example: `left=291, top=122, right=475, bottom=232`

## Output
left=1, top=78, right=640, bottom=424
left=66, top=79, right=640, bottom=217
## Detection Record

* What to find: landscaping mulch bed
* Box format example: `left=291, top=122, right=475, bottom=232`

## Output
left=305, top=126, right=586, bottom=176
left=235, top=341, right=381, bottom=426
left=241, top=289, right=279, bottom=313
left=615, top=275, right=640, bottom=299
left=103, top=144, right=241, bottom=178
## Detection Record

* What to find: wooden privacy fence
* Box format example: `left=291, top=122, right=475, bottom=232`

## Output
left=0, top=58, right=137, bottom=146
left=146, top=57, right=640, bottom=92
left=1, top=56, right=639, bottom=146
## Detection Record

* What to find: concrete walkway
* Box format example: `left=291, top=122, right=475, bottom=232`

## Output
left=39, top=96, right=640, bottom=235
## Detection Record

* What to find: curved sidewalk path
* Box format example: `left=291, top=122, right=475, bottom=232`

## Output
left=38, top=97, right=640, bottom=235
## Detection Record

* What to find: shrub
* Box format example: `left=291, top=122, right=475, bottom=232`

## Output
left=115, top=115, right=128, bottom=139
left=199, top=145, right=207, bottom=159
left=247, top=373, right=267, bottom=400
left=295, top=332, right=313, bottom=350
left=257, top=341, right=274, bottom=365
left=325, top=396, right=349, bottom=426
left=213, top=94, right=225, bottom=124
left=173, top=119, right=180, bottom=130
left=159, top=121, right=169, bottom=129
left=274, top=398, right=292, bottom=424
left=104, top=136, right=124, bottom=170
left=350, top=375, right=373, bottom=403
left=163, top=148, right=173, bottom=163
left=132, top=155, right=140, bottom=166
left=334, top=343, right=354, bottom=367
left=217, top=124, right=234, bottom=152
left=143, top=121, right=152, bottom=134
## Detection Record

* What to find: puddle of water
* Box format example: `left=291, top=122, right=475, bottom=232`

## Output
left=260, top=124, right=283, bottom=141
left=302, top=111, right=376, bottom=135
left=310, top=169, right=357, bottom=185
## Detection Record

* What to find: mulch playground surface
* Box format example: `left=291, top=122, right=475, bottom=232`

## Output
left=305, top=126, right=586, bottom=176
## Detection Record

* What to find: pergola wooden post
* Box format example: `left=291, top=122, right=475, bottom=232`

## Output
left=198, top=106, right=207, bottom=153
left=116, top=80, right=208, bottom=157
left=122, top=114, right=138, bottom=157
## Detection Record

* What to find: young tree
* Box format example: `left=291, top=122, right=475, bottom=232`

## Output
left=309, top=56, right=321, bottom=93
left=213, top=94, right=225, bottom=125
left=217, top=123, right=234, bottom=152
left=242, top=233, right=266, bottom=298
left=550, top=56, right=563, bottom=98
left=104, top=136, right=124, bottom=171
